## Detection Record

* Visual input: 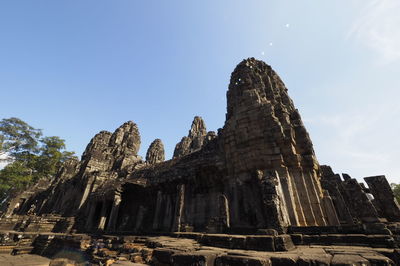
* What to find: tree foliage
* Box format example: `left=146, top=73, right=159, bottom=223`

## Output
left=0, top=117, right=76, bottom=203
left=0, top=117, right=42, bottom=161
left=0, top=161, right=32, bottom=201
left=35, top=136, right=76, bottom=178
left=391, top=183, right=400, bottom=203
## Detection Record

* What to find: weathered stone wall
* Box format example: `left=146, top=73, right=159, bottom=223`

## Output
left=320, top=165, right=400, bottom=225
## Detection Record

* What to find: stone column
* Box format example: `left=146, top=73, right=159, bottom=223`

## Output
left=320, top=168, right=354, bottom=225
left=134, top=205, right=146, bottom=231
left=303, top=170, right=327, bottom=226
left=98, top=200, right=108, bottom=231
left=172, top=184, right=185, bottom=232
left=162, top=195, right=172, bottom=230
left=289, top=167, right=317, bottom=226
left=287, top=172, right=306, bottom=226
left=276, top=167, right=299, bottom=226
left=85, top=201, right=97, bottom=230
left=152, top=191, right=163, bottom=230
left=79, top=175, right=96, bottom=209
left=259, top=170, right=290, bottom=233
left=321, top=191, right=340, bottom=226
left=219, top=194, right=230, bottom=229
left=106, top=191, right=122, bottom=232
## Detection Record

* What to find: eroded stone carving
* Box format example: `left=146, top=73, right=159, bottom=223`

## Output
left=173, top=116, right=207, bottom=158
left=146, top=139, right=165, bottom=164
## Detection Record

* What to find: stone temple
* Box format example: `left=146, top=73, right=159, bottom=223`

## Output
left=1, top=58, right=400, bottom=265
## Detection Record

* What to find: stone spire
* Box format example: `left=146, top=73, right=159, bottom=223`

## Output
left=173, top=116, right=207, bottom=158
left=146, top=139, right=165, bottom=164
left=80, top=121, right=142, bottom=173
left=109, top=121, right=141, bottom=155
left=222, top=58, right=332, bottom=227
left=109, top=121, right=142, bottom=171
left=188, top=116, right=207, bottom=150
left=80, top=131, right=113, bottom=172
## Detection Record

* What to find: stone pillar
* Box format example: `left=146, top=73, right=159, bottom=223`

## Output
left=37, top=197, right=49, bottom=215
left=276, top=167, right=299, bottom=226
left=106, top=191, right=122, bottom=232
left=364, top=175, right=400, bottom=222
left=172, top=184, right=185, bottom=232
left=321, top=191, right=340, bottom=226
left=85, top=201, right=97, bottom=230
left=219, top=194, right=230, bottom=229
left=79, top=175, right=96, bottom=209
left=152, top=191, right=163, bottom=230
left=290, top=167, right=317, bottom=226
left=303, top=170, right=327, bottom=226
left=134, top=205, right=146, bottom=231
left=259, top=170, right=290, bottom=233
left=98, top=200, right=108, bottom=230
left=162, top=195, right=172, bottom=230
left=287, top=173, right=306, bottom=226
left=320, top=167, right=355, bottom=225
left=231, top=180, right=240, bottom=226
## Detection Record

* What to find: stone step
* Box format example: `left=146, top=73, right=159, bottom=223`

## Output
left=11, top=246, right=34, bottom=255
left=0, top=245, right=16, bottom=254
left=196, top=234, right=294, bottom=251
left=289, top=224, right=391, bottom=235
left=292, top=234, right=397, bottom=248
left=152, top=247, right=396, bottom=266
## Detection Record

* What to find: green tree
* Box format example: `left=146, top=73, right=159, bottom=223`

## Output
left=35, top=136, right=76, bottom=179
left=0, top=161, right=32, bottom=201
left=0, top=118, right=76, bottom=203
left=0, top=117, right=42, bottom=162
left=391, top=183, right=400, bottom=203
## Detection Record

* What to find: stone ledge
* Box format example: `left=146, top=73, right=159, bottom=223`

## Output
left=175, top=233, right=295, bottom=252
left=293, top=233, right=397, bottom=248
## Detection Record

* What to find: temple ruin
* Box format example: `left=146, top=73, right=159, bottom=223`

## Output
left=1, top=58, right=400, bottom=265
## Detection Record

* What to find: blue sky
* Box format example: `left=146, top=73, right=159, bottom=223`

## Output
left=1, top=1, right=399, bottom=183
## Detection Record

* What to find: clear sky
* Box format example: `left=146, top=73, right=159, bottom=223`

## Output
left=1, top=1, right=399, bottom=183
